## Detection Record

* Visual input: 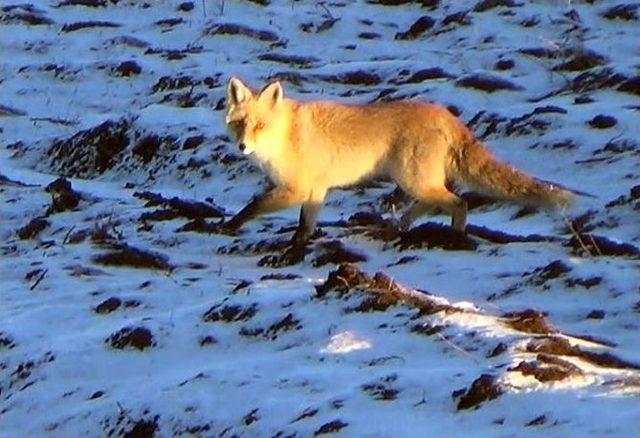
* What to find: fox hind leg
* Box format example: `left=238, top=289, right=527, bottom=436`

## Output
left=400, top=187, right=467, bottom=232
left=282, top=190, right=326, bottom=264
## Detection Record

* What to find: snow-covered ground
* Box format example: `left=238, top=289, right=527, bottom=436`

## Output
left=1, top=0, right=639, bottom=436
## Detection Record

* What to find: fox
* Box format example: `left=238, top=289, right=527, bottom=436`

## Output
left=220, top=76, right=574, bottom=261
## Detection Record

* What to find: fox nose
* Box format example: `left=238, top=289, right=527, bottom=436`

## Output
left=238, top=142, right=246, bottom=153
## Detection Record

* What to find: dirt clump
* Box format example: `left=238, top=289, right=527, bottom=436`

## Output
left=456, top=374, right=503, bottom=410
left=107, top=326, right=154, bottom=351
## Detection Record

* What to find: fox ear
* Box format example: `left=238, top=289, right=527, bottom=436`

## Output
left=227, top=77, right=251, bottom=106
left=258, top=81, right=283, bottom=108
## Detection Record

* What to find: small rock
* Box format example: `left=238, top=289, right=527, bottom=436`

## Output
left=494, top=59, right=515, bottom=70
left=587, top=310, right=605, bottom=319
left=456, top=374, right=503, bottom=410
left=588, top=114, right=617, bottom=129
left=17, top=217, right=49, bottom=240
left=456, top=73, right=522, bottom=92
left=178, top=1, right=194, bottom=11
left=603, top=3, right=638, bottom=21
left=617, top=75, right=640, bottom=96
left=107, top=326, right=154, bottom=350
left=395, top=15, right=435, bottom=40
left=182, top=135, right=204, bottom=150
left=95, top=297, right=122, bottom=314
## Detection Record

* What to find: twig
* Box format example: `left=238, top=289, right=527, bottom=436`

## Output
left=30, top=269, right=48, bottom=291
left=30, top=117, right=78, bottom=126
left=116, top=401, right=135, bottom=423
left=413, top=390, right=427, bottom=407
left=335, top=275, right=351, bottom=290
left=317, top=2, right=334, bottom=20
left=436, top=332, right=480, bottom=364
left=562, top=212, right=594, bottom=257
left=587, top=234, right=603, bottom=256
left=62, top=226, right=76, bottom=246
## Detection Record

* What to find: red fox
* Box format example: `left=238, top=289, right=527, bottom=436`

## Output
left=221, top=77, right=573, bottom=259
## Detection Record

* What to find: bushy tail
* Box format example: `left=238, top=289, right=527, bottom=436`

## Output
left=452, top=140, right=574, bottom=210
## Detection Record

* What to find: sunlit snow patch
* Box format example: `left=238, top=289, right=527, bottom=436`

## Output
left=321, top=331, right=372, bottom=354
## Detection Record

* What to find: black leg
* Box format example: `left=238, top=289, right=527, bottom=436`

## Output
left=291, top=201, right=322, bottom=245
left=277, top=201, right=323, bottom=266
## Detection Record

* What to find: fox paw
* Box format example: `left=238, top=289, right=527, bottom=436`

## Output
left=207, top=221, right=241, bottom=236
left=258, top=245, right=306, bottom=268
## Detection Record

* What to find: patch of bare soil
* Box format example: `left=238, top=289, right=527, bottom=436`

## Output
left=466, top=225, right=560, bottom=244
left=47, top=119, right=129, bottom=177
left=602, top=3, right=638, bottom=21
left=45, top=177, right=81, bottom=214
left=94, top=297, right=140, bottom=314
left=571, top=67, right=627, bottom=94
left=1, top=4, right=53, bottom=25
left=455, top=374, right=503, bottom=410
left=93, top=244, right=172, bottom=271
left=617, top=75, right=640, bottom=96
left=217, top=236, right=291, bottom=256
left=260, top=273, right=300, bottom=281
left=525, top=259, right=572, bottom=287
left=566, top=232, right=640, bottom=258
left=392, top=67, right=454, bottom=84
left=238, top=313, right=302, bottom=340
left=257, top=53, right=319, bottom=68
left=501, top=309, right=554, bottom=334
left=456, top=73, right=523, bottom=92
left=367, top=0, right=439, bottom=5
left=317, top=71, right=382, bottom=86
left=203, top=302, right=258, bottom=323
left=61, top=21, right=120, bottom=32
left=361, top=374, right=401, bottom=400
left=395, top=223, right=477, bottom=251
left=57, top=0, right=107, bottom=7
left=526, top=337, right=640, bottom=370
left=262, top=313, right=302, bottom=340
left=509, top=355, right=582, bottom=382
left=473, top=0, right=521, bottom=12
left=312, top=240, right=367, bottom=267
left=100, top=410, right=159, bottom=438
left=134, top=191, right=224, bottom=221
left=106, top=326, right=154, bottom=351
left=17, top=217, right=49, bottom=240
left=176, top=218, right=224, bottom=234
left=95, top=297, right=122, bottom=314
left=114, top=60, right=141, bottom=77
left=314, top=419, right=348, bottom=435
left=395, top=15, right=435, bottom=40
left=204, top=23, right=280, bottom=42
left=0, top=333, right=17, bottom=350
left=316, top=264, right=455, bottom=315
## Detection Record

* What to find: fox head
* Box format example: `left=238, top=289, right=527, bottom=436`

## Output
left=225, top=77, right=288, bottom=158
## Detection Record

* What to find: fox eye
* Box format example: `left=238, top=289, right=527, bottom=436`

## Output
left=254, top=121, right=266, bottom=131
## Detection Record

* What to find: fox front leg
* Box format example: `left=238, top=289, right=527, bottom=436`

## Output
left=272, top=201, right=322, bottom=265
left=277, top=191, right=326, bottom=265
left=223, top=187, right=305, bottom=232
left=292, top=201, right=323, bottom=245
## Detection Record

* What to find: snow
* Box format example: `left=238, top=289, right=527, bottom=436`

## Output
left=2, top=0, right=639, bottom=436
